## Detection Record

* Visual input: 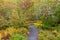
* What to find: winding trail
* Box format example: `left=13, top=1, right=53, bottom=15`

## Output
left=28, top=25, right=38, bottom=40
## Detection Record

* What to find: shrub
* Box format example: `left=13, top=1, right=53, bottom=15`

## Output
left=9, top=33, right=27, bottom=40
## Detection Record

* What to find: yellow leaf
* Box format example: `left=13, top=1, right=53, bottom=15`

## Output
left=34, top=21, right=43, bottom=27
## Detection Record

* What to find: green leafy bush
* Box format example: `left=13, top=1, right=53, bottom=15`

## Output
left=52, top=2, right=60, bottom=24
left=9, top=33, right=27, bottom=40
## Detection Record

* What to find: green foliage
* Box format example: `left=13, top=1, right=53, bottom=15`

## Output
left=0, top=0, right=60, bottom=40
left=9, top=33, right=27, bottom=40
left=41, top=15, right=58, bottom=29
left=38, top=29, right=59, bottom=40
left=52, top=2, right=60, bottom=20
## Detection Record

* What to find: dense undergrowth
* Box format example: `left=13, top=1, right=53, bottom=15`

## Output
left=0, top=0, right=60, bottom=40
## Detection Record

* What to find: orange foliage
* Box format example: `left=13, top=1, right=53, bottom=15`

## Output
left=18, top=0, right=33, bottom=10
left=0, top=27, right=21, bottom=38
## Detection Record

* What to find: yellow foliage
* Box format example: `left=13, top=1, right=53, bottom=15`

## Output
left=5, top=27, right=20, bottom=35
left=11, top=9, right=19, bottom=19
left=23, top=28, right=29, bottom=35
left=52, top=30, right=58, bottom=33
left=0, top=27, right=21, bottom=38
left=0, top=33, right=2, bottom=38
left=3, top=0, right=14, bottom=2
left=34, top=21, right=43, bottom=27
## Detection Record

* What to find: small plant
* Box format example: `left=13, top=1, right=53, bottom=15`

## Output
left=9, top=33, right=27, bottom=40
